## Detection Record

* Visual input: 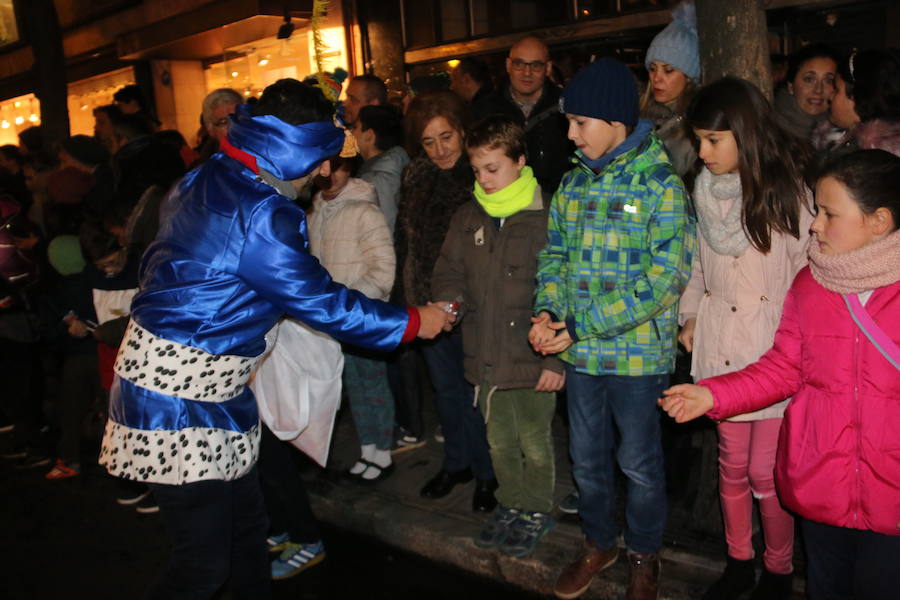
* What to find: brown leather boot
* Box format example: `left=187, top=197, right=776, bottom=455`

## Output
left=626, top=553, right=660, bottom=600
left=553, top=539, right=618, bottom=599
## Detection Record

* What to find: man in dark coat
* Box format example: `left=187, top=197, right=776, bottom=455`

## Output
left=473, top=37, right=572, bottom=194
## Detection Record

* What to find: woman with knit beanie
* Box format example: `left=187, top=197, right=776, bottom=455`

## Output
left=661, top=149, right=900, bottom=600
left=641, top=1, right=700, bottom=178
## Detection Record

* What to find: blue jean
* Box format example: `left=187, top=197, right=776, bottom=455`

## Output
left=566, top=368, right=668, bottom=554
left=146, top=466, right=270, bottom=600
left=421, top=332, right=494, bottom=480
left=343, top=351, right=395, bottom=449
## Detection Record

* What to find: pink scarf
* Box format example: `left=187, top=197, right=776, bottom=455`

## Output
left=808, top=230, right=900, bottom=294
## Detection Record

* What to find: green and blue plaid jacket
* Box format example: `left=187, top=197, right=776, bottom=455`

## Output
left=534, top=130, right=695, bottom=376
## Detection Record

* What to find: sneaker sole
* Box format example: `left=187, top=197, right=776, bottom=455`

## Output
left=116, top=491, right=150, bottom=506
left=500, top=522, right=555, bottom=558
left=272, top=552, right=326, bottom=580
left=135, top=505, right=160, bottom=514
left=390, top=440, right=427, bottom=455
left=557, top=506, right=578, bottom=515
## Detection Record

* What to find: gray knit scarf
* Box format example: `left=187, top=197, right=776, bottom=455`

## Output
left=693, top=167, right=749, bottom=257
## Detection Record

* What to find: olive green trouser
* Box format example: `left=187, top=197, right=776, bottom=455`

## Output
left=477, top=371, right=556, bottom=513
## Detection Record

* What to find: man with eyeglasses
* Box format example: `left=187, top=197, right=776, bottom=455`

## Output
left=473, top=36, right=572, bottom=194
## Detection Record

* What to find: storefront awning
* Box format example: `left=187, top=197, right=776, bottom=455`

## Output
left=117, top=0, right=312, bottom=61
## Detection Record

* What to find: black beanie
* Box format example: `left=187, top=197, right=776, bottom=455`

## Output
left=560, top=58, right=639, bottom=127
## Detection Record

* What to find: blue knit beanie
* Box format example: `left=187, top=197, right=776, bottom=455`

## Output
left=644, top=1, right=700, bottom=81
left=560, top=57, right=638, bottom=127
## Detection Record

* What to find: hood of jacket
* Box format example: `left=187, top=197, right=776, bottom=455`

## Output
left=225, top=104, right=344, bottom=181
left=364, top=145, right=410, bottom=175
left=313, top=177, right=377, bottom=217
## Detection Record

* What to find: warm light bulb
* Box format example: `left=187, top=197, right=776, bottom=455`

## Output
left=28, top=114, right=38, bottom=122
left=14, top=116, right=24, bottom=125
left=231, top=71, right=239, bottom=78
left=258, top=57, right=269, bottom=66
left=81, top=104, right=89, bottom=110
left=1, top=120, right=8, bottom=129
left=447, top=59, right=460, bottom=68
left=13, top=101, right=20, bottom=108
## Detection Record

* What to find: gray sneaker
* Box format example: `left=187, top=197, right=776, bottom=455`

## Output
left=500, top=511, right=555, bottom=557
left=474, top=506, right=520, bottom=549
left=559, top=489, right=579, bottom=514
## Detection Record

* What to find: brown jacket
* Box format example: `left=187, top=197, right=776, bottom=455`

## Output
left=431, top=188, right=562, bottom=389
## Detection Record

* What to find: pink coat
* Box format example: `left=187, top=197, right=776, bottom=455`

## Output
left=680, top=202, right=812, bottom=421
left=704, top=268, right=900, bottom=536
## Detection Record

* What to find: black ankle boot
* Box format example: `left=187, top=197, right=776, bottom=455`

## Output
left=750, top=568, right=793, bottom=600
left=703, top=556, right=756, bottom=600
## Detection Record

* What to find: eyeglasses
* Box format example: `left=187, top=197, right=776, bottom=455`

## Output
left=509, top=59, right=547, bottom=73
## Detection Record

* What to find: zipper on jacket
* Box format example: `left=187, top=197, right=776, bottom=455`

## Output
left=650, top=318, right=661, bottom=340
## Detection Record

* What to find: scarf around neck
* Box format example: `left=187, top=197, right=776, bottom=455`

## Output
left=693, top=167, right=749, bottom=257
left=473, top=166, right=538, bottom=218
left=808, top=229, right=900, bottom=294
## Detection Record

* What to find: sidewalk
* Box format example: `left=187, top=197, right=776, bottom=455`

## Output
left=304, top=398, right=807, bottom=599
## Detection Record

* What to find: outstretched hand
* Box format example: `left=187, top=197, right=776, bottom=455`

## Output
left=658, top=384, right=715, bottom=423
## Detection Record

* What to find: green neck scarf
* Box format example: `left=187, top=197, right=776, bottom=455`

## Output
left=473, top=166, right=538, bottom=218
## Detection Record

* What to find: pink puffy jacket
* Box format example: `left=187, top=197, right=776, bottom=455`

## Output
left=703, top=267, right=900, bottom=536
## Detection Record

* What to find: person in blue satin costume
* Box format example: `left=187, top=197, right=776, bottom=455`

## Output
left=97, top=79, right=449, bottom=600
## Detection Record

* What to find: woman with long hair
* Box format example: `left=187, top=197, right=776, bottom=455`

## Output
left=679, top=77, right=814, bottom=600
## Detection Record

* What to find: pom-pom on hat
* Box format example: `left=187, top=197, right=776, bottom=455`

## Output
left=644, top=1, right=700, bottom=81
left=560, top=57, right=639, bottom=127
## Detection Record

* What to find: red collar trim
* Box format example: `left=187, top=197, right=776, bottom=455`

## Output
left=219, top=135, right=259, bottom=175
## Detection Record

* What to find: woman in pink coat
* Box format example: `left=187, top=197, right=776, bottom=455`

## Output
left=661, top=149, right=900, bottom=600
left=680, top=77, right=814, bottom=600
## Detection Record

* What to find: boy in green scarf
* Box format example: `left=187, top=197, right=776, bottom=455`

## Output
left=431, top=115, right=564, bottom=557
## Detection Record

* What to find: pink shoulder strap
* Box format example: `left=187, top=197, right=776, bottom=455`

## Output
left=843, top=293, right=900, bottom=370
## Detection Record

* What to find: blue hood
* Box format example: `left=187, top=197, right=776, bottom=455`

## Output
left=225, top=104, right=344, bottom=180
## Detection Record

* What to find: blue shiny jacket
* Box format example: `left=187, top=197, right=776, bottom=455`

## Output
left=131, top=109, right=411, bottom=357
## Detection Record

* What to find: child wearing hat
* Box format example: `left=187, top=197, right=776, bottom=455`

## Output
left=528, top=57, right=695, bottom=600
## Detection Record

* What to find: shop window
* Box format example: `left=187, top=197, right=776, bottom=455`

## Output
left=471, top=0, right=568, bottom=36
left=0, top=0, right=19, bottom=48
left=440, top=0, right=468, bottom=42
left=67, top=68, right=136, bottom=138
left=575, top=1, right=618, bottom=20
left=0, top=94, right=38, bottom=147
left=404, top=0, right=437, bottom=48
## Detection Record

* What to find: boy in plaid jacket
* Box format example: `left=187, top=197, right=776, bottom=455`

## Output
left=529, top=58, right=695, bottom=600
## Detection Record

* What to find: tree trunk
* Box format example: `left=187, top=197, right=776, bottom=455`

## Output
left=696, top=0, right=772, bottom=99
left=20, top=0, right=69, bottom=146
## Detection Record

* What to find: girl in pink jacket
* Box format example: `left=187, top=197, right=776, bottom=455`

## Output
left=680, top=77, right=814, bottom=600
left=661, top=149, right=900, bottom=600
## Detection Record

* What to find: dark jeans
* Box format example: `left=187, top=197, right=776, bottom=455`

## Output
left=421, top=332, right=494, bottom=480
left=802, top=519, right=900, bottom=600
left=258, top=423, right=320, bottom=543
left=56, top=352, right=100, bottom=463
left=387, top=344, right=424, bottom=438
left=146, top=466, right=270, bottom=600
left=566, top=368, right=668, bottom=554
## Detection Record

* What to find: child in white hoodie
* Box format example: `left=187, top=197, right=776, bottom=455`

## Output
left=307, top=151, right=397, bottom=482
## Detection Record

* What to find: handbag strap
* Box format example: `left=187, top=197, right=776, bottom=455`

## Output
left=842, top=293, right=900, bottom=370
